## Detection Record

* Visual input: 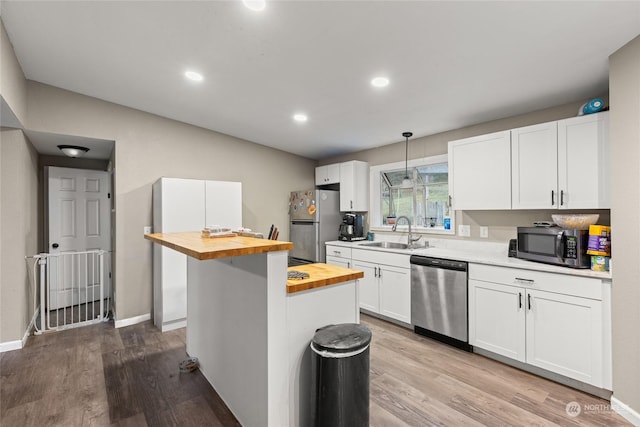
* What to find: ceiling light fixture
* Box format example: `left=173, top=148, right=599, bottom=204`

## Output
left=293, top=113, right=308, bottom=122
left=184, top=71, right=203, bottom=81
left=401, top=132, right=413, bottom=187
left=58, top=144, right=89, bottom=158
left=243, top=0, right=266, bottom=11
left=371, top=77, right=389, bottom=88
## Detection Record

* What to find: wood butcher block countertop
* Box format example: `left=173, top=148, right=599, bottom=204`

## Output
left=287, top=263, right=364, bottom=294
left=145, top=232, right=293, bottom=260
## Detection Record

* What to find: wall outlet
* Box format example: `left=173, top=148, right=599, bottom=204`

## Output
left=458, top=224, right=470, bottom=237
left=480, top=226, right=489, bottom=238
left=144, top=226, right=152, bottom=234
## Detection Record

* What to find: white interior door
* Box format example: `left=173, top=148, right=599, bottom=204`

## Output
left=48, top=167, right=111, bottom=310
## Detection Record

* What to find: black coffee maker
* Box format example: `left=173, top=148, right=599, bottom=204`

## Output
left=339, top=213, right=365, bottom=241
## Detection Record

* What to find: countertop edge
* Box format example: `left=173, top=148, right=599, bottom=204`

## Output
left=287, top=264, right=364, bottom=294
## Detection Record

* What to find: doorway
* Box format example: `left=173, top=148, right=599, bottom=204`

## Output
left=45, top=166, right=112, bottom=312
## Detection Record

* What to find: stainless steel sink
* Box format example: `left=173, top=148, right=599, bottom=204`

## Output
left=359, top=241, right=410, bottom=250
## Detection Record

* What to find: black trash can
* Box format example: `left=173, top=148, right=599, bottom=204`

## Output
left=310, top=323, right=372, bottom=427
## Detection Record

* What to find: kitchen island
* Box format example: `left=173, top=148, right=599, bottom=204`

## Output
left=145, top=232, right=363, bottom=427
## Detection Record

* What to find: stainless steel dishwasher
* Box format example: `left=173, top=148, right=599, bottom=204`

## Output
left=410, top=255, right=471, bottom=351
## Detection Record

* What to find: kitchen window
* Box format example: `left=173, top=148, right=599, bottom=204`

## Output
left=370, top=154, right=454, bottom=234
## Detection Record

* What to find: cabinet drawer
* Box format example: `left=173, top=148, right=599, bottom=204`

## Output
left=325, top=245, right=351, bottom=259
left=352, top=248, right=410, bottom=268
left=469, top=263, right=603, bottom=300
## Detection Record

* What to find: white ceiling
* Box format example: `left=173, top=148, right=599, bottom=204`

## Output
left=1, top=1, right=639, bottom=160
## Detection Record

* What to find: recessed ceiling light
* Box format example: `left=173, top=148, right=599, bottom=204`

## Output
left=371, top=77, right=389, bottom=88
left=185, top=71, right=203, bottom=82
left=243, top=0, right=266, bottom=11
left=293, top=114, right=308, bottom=122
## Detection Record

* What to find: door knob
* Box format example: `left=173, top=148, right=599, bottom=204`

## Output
left=52, top=243, right=59, bottom=249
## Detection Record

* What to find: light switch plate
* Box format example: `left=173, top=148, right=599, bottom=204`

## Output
left=144, top=226, right=152, bottom=234
left=458, top=224, right=470, bottom=237
left=480, top=226, right=489, bottom=238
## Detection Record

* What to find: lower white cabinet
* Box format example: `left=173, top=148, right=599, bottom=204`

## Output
left=325, top=244, right=351, bottom=269
left=469, top=263, right=610, bottom=389
left=352, top=249, right=411, bottom=324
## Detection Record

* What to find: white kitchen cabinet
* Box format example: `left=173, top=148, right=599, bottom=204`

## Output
left=325, top=244, right=351, bottom=269
left=469, top=263, right=610, bottom=389
left=511, top=122, right=559, bottom=209
left=557, top=112, right=610, bottom=209
left=153, top=177, right=242, bottom=332
left=339, top=160, right=369, bottom=212
left=468, top=279, right=526, bottom=362
left=511, top=112, right=610, bottom=209
left=448, top=131, right=511, bottom=210
left=352, top=248, right=410, bottom=323
left=315, top=163, right=340, bottom=186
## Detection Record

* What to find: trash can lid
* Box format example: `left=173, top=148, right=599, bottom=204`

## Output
left=312, top=323, right=372, bottom=354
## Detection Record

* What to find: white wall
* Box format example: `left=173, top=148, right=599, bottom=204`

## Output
left=0, top=20, right=27, bottom=126
left=24, top=81, right=316, bottom=323
left=610, top=34, right=640, bottom=419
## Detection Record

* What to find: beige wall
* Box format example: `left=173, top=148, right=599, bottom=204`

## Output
left=610, top=35, right=640, bottom=416
left=25, top=82, right=316, bottom=322
left=322, top=99, right=611, bottom=242
left=0, top=129, right=39, bottom=343
left=0, top=20, right=27, bottom=126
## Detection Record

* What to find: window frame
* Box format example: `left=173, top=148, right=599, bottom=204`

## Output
left=369, top=154, right=455, bottom=235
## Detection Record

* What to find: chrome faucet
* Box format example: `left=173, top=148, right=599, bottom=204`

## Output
left=392, top=216, right=422, bottom=246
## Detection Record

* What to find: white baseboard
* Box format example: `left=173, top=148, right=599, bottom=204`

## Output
left=114, top=312, right=151, bottom=328
left=611, top=396, right=640, bottom=426
left=160, top=318, right=186, bottom=332
left=0, top=306, right=41, bottom=353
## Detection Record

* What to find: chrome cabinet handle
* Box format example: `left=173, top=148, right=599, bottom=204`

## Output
left=527, top=293, right=532, bottom=310
left=551, top=190, right=555, bottom=206
left=515, top=277, right=534, bottom=285
left=560, top=190, right=565, bottom=206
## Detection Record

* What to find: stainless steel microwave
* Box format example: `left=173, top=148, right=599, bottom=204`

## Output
left=516, top=226, right=590, bottom=268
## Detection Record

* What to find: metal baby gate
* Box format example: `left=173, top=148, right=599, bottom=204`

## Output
left=29, top=250, right=111, bottom=333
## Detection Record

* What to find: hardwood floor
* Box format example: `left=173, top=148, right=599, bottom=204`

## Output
left=1, top=315, right=631, bottom=426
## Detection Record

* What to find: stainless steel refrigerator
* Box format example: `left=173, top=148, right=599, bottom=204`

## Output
left=289, top=189, right=341, bottom=266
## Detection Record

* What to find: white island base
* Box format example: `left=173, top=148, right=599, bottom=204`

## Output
left=186, top=250, right=360, bottom=427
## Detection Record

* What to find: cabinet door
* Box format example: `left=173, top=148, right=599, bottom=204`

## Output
left=525, top=289, right=603, bottom=387
left=379, top=265, right=411, bottom=323
left=326, top=255, right=350, bottom=269
left=340, top=161, right=369, bottom=211
left=352, top=260, right=379, bottom=313
left=557, top=112, right=610, bottom=209
left=468, top=279, right=526, bottom=362
left=315, top=164, right=341, bottom=185
left=448, top=131, right=511, bottom=210
left=511, top=122, right=558, bottom=209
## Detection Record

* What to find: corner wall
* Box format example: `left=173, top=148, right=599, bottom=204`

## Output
left=0, top=19, right=27, bottom=126
left=0, top=129, right=39, bottom=346
left=609, top=34, right=640, bottom=421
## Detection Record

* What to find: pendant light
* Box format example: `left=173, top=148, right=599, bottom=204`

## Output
left=401, top=132, right=413, bottom=187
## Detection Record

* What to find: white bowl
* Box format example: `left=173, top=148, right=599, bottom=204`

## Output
left=551, top=214, right=599, bottom=230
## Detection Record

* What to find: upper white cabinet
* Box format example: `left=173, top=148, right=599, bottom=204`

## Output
left=557, top=112, right=610, bottom=209
left=339, top=160, right=369, bottom=212
left=448, top=131, right=512, bottom=210
left=315, top=163, right=340, bottom=186
left=512, top=112, right=610, bottom=209
left=450, top=111, right=610, bottom=210
left=511, top=122, right=559, bottom=209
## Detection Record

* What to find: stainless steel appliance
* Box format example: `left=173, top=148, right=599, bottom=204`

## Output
left=289, top=189, right=341, bottom=266
left=410, top=255, right=471, bottom=351
left=516, top=226, right=590, bottom=268
left=339, top=213, right=365, bottom=241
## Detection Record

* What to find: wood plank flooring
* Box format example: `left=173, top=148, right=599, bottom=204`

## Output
left=1, top=314, right=631, bottom=426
